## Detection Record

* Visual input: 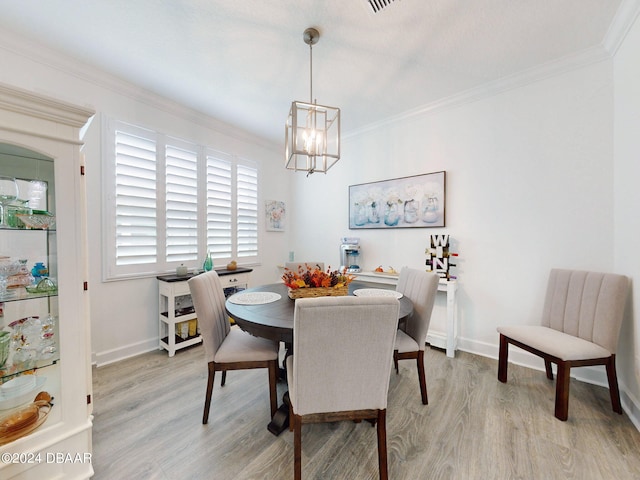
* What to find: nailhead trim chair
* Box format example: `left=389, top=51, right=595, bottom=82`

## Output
left=188, top=271, right=279, bottom=424
left=497, top=269, right=629, bottom=421
left=287, top=296, right=400, bottom=480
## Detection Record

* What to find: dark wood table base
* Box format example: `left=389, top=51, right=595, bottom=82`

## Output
left=267, top=392, right=291, bottom=435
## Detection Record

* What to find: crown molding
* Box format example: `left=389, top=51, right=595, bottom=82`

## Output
left=603, top=0, right=640, bottom=56
left=0, top=81, right=94, bottom=129
left=0, top=29, right=280, bottom=153
left=345, top=44, right=612, bottom=140
left=346, top=1, right=640, bottom=140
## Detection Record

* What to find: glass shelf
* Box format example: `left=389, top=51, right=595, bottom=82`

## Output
left=0, top=226, right=56, bottom=232
left=1, top=356, right=59, bottom=382
left=0, top=288, right=58, bottom=303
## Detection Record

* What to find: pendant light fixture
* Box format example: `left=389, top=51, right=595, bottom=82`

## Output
left=285, top=27, right=341, bottom=175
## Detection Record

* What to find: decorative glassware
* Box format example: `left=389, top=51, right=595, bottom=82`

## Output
left=0, top=331, right=9, bottom=368
left=9, top=316, right=40, bottom=366
left=6, top=198, right=31, bottom=228
left=0, top=259, right=20, bottom=298
left=203, top=251, right=213, bottom=271
left=31, top=262, right=48, bottom=282
left=40, top=315, right=57, bottom=360
left=0, top=176, right=19, bottom=227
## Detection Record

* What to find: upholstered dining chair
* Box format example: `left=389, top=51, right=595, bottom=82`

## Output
left=497, top=268, right=629, bottom=421
left=393, top=267, right=440, bottom=405
left=287, top=296, right=400, bottom=480
left=188, top=270, right=279, bottom=424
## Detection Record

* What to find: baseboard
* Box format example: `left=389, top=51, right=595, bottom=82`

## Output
left=426, top=331, right=447, bottom=351
left=452, top=335, right=640, bottom=431
left=92, top=337, right=160, bottom=367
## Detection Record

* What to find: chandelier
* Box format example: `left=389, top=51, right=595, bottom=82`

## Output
left=285, top=28, right=341, bottom=175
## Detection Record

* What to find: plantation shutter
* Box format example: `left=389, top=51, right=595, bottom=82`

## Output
left=206, top=152, right=233, bottom=260
left=165, top=140, right=198, bottom=263
left=237, top=163, right=258, bottom=258
left=114, top=128, right=157, bottom=266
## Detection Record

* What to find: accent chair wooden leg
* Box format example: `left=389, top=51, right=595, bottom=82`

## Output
left=293, top=414, right=302, bottom=480
left=605, top=355, right=623, bottom=414
left=221, top=370, right=227, bottom=387
left=203, top=362, right=216, bottom=424
left=544, top=360, right=554, bottom=380
left=377, top=409, right=388, bottom=480
left=555, top=361, right=570, bottom=421
left=417, top=350, right=428, bottom=405
left=498, top=334, right=509, bottom=383
left=393, top=351, right=399, bottom=374
left=268, top=360, right=278, bottom=417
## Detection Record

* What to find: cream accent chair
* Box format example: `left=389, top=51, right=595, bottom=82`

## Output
left=393, top=267, right=440, bottom=405
left=497, top=269, right=629, bottom=421
left=188, top=271, right=279, bottom=424
left=286, top=296, right=400, bottom=480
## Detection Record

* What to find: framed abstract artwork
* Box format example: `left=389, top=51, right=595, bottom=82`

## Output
left=349, top=171, right=445, bottom=229
left=265, top=200, right=286, bottom=232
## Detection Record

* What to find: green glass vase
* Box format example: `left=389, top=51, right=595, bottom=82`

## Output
left=203, top=252, right=213, bottom=271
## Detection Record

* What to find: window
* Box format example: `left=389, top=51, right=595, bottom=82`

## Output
left=104, top=119, right=260, bottom=280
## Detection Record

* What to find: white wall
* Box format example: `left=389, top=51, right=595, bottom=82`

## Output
left=0, top=31, right=290, bottom=365
left=614, top=12, right=640, bottom=422
left=292, top=58, right=615, bottom=348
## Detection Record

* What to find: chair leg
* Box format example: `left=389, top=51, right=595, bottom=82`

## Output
left=203, top=362, right=216, bottom=424
left=605, top=355, right=623, bottom=415
left=393, top=350, right=399, bottom=374
left=221, top=370, right=227, bottom=387
left=417, top=350, right=428, bottom=405
left=289, top=401, right=294, bottom=432
left=498, top=334, right=508, bottom=383
left=376, top=409, right=388, bottom=480
left=544, top=360, right=554, bottom=380
left=293, top=414, right=302, bottom=480
left=268, top=360, right=278, bottom=417
left=555, top=361, right=570, bottom=421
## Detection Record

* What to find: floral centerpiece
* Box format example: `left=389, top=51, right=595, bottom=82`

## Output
left=282, top=264, right=354, bottom=299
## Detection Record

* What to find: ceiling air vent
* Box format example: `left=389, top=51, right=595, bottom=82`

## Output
left=365, top=0, right=400, bottom=14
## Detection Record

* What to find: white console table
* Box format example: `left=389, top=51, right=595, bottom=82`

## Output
left=353, top=271, right=459, bottom=358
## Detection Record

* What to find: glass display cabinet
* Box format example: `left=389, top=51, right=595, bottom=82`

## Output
left=0, top=83, right=94, bottom=479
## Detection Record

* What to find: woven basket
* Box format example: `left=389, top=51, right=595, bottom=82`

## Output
left=287, top=285, right=348, bottom=299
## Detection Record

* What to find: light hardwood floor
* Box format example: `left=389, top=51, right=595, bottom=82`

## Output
left=91, top=345, right=640, bottom=479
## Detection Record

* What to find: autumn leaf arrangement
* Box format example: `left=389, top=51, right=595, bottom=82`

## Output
left=282, top=264, right=354, bottom=290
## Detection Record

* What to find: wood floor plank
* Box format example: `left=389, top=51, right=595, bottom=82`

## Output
left=91, top=345, right=640, bottom=479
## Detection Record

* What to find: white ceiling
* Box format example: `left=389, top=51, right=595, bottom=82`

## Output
left=0, top=0, right=628, bottom=144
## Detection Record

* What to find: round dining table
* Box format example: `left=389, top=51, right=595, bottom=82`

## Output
left=225, top=281, right=413, bottom=345
left=225, top=280, right=413, bottom=436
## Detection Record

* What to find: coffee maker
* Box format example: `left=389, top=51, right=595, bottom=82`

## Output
left=340, top=237, right=361, bottom=273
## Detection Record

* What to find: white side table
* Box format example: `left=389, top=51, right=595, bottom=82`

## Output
left=353, top=271, right=459, bottom=358
left=157, top=268, right=252, bottom=356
